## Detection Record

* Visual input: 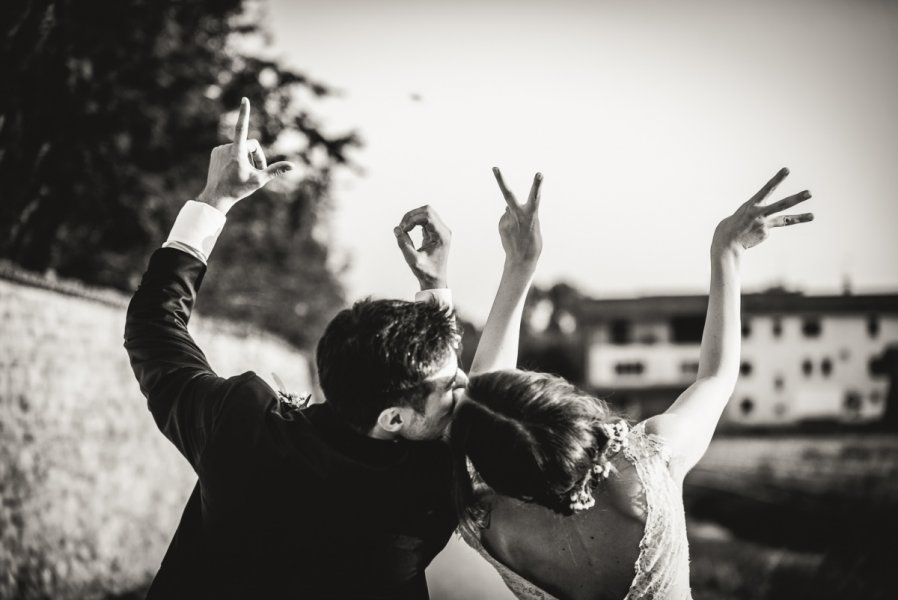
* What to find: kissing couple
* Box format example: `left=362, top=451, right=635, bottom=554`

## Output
left=125, top=100, right=813, bottom=599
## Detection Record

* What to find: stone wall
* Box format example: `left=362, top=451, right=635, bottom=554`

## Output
left=685, top=432, right=898, bottom=565
left=0, top=263, right=313, bottom=599
left=689, top=434, right=898, bottom=506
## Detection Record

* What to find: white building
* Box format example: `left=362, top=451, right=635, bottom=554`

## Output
left=581, top=291, right=898, bottom=426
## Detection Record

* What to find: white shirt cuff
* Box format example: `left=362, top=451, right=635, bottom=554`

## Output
left=162, top=200, right=227, bottom=264
left=415, top=288, right=453, bottom=310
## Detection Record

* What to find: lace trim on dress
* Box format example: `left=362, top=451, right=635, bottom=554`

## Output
left=621, top=422, right=691, bottom=600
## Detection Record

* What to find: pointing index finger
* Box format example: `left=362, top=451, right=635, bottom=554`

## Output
left=235, top=97, right=250, bottom=151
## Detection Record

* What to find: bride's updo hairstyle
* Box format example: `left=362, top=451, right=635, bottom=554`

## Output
left=450, top=369, right=615, bottom=532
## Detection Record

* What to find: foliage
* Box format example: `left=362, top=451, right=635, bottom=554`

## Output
left=518, top=282, right=587, bottom=383
left=455, top=282, right=587, bottom=382
left=0, top=0, right=360, bottom=349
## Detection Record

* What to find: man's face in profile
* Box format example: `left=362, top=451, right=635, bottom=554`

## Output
left=401, top=350, right=468, bottom=441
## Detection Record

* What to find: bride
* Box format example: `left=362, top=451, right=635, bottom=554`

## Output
left=450, top=167, right=813, bottom=600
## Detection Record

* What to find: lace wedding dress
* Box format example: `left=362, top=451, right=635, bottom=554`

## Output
left=460, top=422, right=692, bottom=600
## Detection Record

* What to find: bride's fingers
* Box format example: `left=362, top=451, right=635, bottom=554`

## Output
left=760, top=190, right=811, bottom=217
left=493, top=167, right=520, bottom=210
left=527, top=172, right=543, bottom=211
left=768, top=213, right=814, bottom=228
left=747, top=167, right=790, bottom=207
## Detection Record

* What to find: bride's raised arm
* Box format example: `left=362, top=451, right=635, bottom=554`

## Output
left=469, top=168, right=544, bottom=375
left=646, top=167, right=813, bottom=477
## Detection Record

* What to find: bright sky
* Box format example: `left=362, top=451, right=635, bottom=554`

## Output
left=263, top=0, right=898, bottom=325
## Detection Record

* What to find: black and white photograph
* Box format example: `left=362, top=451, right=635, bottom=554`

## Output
left=1, top=0, right=897, bottom=598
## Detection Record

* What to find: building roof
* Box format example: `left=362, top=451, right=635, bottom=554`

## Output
left=579, top=291, right=898, bottom=321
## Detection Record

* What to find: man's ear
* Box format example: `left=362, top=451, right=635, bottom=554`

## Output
left=375, top=407, right=405, bottom=436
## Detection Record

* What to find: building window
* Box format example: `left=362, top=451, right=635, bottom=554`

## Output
left=614, top=361, right=645, bottom=376
left=801, top=317, right=822, bottom=338
left=821, top=357, right=833, bottom=377
left=773, top=403, right=787, bottom=417
left=772, top=317, right=783, bottom=338
left=867, top=315, right=880, bottom=338
left=680, top=361, right=699, bottom=375
left=670, top=315, right=705, bottom=344
left=843, top=391, right=862, bottom=417
left=741, top=319, right=751, bottom=338
left=609, top=319, right=631, bottom=345
left=740, top=361, right=753, bottom=376
left=739, top=398, right=754, bottom=416
left=802, top=359, right=813, bottom=377
left=773, top=376, right=784, bottom=391
left=558, top=311, right=577, bottom=335
left=637, top=331, right=659, bottom=345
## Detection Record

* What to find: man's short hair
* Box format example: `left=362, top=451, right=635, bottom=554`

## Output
left=316, top=298, right=459, bottom=431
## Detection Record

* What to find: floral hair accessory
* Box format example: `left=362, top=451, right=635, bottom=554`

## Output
left=569, top=481, right=596, bottom=511
left=568, top=420, right=630, bottom=513
left=272, top=372, right=312, bottom=411
left=600, top=420, right=629, bottom=455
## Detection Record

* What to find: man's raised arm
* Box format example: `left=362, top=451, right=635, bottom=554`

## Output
left=124, top=98, right=294, bottom=468
left=394, top=204, right=454, bottom=308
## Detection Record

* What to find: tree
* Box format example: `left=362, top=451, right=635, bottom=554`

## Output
left=1, top=0, right=359, bottom=348
left=870, top=344, right=898, bottom=432
left=517, top=282, right=587, bottom=383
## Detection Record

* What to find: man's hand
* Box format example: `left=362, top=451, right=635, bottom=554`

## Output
left=196, top=98, right=296, bottom=214
left=712, top=167, right=813, bottom=257
left=492, top=167, right=543, bottom=269
left=394, top=205, right=451, bottom=290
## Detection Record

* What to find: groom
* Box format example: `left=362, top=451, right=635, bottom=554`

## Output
left=124, top=99, right=466, bottom=599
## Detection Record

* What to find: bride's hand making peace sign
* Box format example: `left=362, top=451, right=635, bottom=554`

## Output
left=492, top=167, right=543, bottom=268
left=468, top=167, right=545, bottom=375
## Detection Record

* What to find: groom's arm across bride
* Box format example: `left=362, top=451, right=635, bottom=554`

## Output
left=449, top=167, right=813, bottom=600
left=124, top=99, right=476, bottom=599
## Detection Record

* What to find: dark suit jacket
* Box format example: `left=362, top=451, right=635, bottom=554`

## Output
left=124, top=248, right=456, bottom=599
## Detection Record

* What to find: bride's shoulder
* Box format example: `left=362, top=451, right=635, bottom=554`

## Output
left=612, top=415, right=693, bottom=488
left=627, top=417, right=676, bottom=460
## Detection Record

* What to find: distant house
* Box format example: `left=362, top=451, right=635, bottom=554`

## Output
left=578, top=290, right=898, bottom=426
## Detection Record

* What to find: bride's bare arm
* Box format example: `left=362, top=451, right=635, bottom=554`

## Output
left=646, top=168, right=813, bottom=475
left=470, top=168, right=543, bottom=375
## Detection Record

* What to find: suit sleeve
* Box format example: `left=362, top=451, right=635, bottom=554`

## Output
left=124, top=247, right=230, bottom=468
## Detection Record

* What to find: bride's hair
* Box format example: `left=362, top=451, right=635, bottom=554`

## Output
left=450, top=370, right=617, bottom=534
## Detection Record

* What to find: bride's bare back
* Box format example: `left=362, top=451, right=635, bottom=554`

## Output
left=462, top=423, right=692, bottom=600
left=482, top=458, right=644, bottom=600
